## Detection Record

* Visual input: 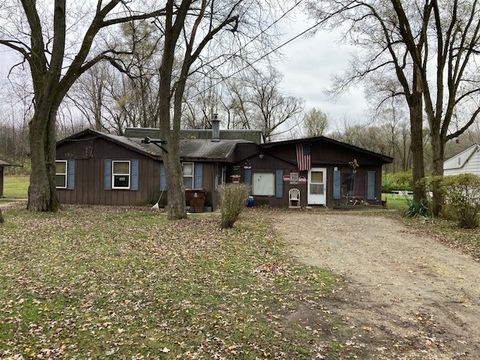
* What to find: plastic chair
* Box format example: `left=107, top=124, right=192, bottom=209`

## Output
left=289, top=188, right=301, bottom=208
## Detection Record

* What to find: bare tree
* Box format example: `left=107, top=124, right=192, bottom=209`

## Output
left=0, top=1, right=166, bottom=211
left=303, top=108, right=328, bottom=137
left=70, top=63, right=111, bottom=131
left=155, top=0, right=273, bottom=219
left=242, top=67, right=304, bottom=142
left=310, top=0, right=428, bottom=202
left=390, top=0, right=480, bottom=215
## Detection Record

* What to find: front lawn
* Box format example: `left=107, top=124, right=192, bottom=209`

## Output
left=3, top=175, right=29, bottom=199
left=382, top=192, right=411, bottom=211
left=0, top=207, right=337, bottom=359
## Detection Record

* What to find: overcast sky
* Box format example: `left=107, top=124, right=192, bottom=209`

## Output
left=275, top=10, right=369, bottom=131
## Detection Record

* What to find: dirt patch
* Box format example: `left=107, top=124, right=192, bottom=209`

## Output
left=273, top=212, right=480, bottom=359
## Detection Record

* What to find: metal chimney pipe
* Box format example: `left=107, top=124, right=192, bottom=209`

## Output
left=211, top=114, right=220, bottom=142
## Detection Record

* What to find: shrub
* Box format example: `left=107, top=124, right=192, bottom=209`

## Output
left=382, top=171, right=413, bottom=193
left=219, top=184, right=249, bottom=229
left=404, top=198, right=430, bottom=218
left=441, top=174, right=480, bottom=229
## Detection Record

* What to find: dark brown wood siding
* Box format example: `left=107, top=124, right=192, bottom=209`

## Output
left=56, top=138, right=161, bottom=205
left=231, top=141, right=385, bottom=208
left=56, top=158, right=161, bottom=206
left=56, top=136, right=222, bottom=207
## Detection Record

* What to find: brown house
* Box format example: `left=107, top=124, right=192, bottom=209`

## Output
left=55, top=124, right=392, bottom=209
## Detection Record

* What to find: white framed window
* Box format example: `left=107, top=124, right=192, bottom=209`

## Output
left=112, top=160, right=131, bottom=189
left=253, top=172, right=275, bottom=196
left=55, top=160, right=68, bottom=189
left=182, top=162, right=194, bottom=189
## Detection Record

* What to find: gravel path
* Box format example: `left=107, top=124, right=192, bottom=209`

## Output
left=273, top=212, right=480, bottom=359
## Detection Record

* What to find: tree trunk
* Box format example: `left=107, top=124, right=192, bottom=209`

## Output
left=164, top=146, right=187, bottom=220
left=0, top=208, right=4, bottom=224
left=27, top=110, right=60, bottom=212
left=430, top=131, right=445, bottom=216
left=408, top=91, right=426, bottom=203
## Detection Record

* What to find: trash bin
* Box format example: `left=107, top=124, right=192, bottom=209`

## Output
left=246, top=196, right=254, bottom=208
left=187, top=190, right=206, bottom=213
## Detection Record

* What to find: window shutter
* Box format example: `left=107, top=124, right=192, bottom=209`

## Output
left=67, top=160, right=75, bottom=190
left=244, top=168, right=252, bottom=185
left=367, top=171, right=376, bottom=200
left=160, top=162, right=166, bottom=191
left=131, top=159, right=139, bottom=191
left=333, top=169, right=341, bottom=200
left=104, top=159, right=112, bottom=190
left=275, top=169, right=283, bottom=198
left=194, top=162, right=203, bottom=189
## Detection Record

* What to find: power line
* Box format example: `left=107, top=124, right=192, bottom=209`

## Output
left=201, top=0, right=305, bottom=79
left=192, top=17, right=328, bottom=99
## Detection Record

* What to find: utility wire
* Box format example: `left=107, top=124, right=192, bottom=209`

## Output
left=201, top=0, right=305, bottom=78
left=191, top=16, right=329, bottom=99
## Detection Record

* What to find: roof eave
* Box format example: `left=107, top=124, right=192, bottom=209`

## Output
left=57, top=129, right=160, bottom=160
left=261, top=136, right=394, bottom=164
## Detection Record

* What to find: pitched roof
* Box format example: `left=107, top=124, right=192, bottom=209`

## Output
left=57, top=129, right=253, bottom=162
left=261, top=136, right=394, bottom=164
left=58, top=129, right=395, bottom=164
left=444, top=144, right=480, bottom=170
left=124, top=127, right=263, bottom=144
left=0, top=158, right=15, bottom=166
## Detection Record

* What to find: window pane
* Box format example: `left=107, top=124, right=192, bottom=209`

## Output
left=55, top=175, right=66, bottom=188
left=113, top=161, right=130, bottom=174
left=56, top=161, right=66, bottom=174
left=253, top=173, right=275, bottom=196
left=114, top=175, right=130, bottom=188
left=310, top=184, right=324, bottom=195
left=311, top=171, right=324, bottom=183
left=183, top=163, right=193, bottom=176
left=341, top=173, right=354, bottom=195
left=184, top=177, right=193, bottom=189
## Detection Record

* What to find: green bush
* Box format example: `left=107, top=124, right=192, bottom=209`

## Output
left=382, top=171, right=413, bottom=193
left=441, top=174, right=480, bottom=229
left=404, top=198, right=430, bottom=218
left=219, top=184, right=249, bottom=229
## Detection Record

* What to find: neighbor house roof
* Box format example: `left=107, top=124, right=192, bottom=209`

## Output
left=261, top=136, right=394, bottom=164
left=444, top=144, right=480, bottom=170
left=57, top=129, right=254, bottom=162
left=124, top=127, right=263, bottom=144
left=0, top=158, right=15, bottom=166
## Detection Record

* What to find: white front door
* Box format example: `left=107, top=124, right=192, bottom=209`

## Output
left=308, top=168, right=327, bottom=205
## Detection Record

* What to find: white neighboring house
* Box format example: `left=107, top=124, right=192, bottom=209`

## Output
left=444, top=144, right=480, bottom=176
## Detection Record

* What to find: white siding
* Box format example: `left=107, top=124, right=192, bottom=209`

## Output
left=444, top=146, right=480, bottom=176
left=463, top=150, right=480, bottom=174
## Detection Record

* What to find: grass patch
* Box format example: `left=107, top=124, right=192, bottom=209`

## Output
left=382, top=193, right=411, bottom=211
left=0, top=206, right=338, bottom=359
left=3, top=175, right=29, bottom=199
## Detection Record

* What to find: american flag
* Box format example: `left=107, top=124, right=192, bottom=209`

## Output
left=296, top=143, right=311, bottom=171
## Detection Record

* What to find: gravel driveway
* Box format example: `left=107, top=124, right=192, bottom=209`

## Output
left=273, top=212, right=480, bottom=359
